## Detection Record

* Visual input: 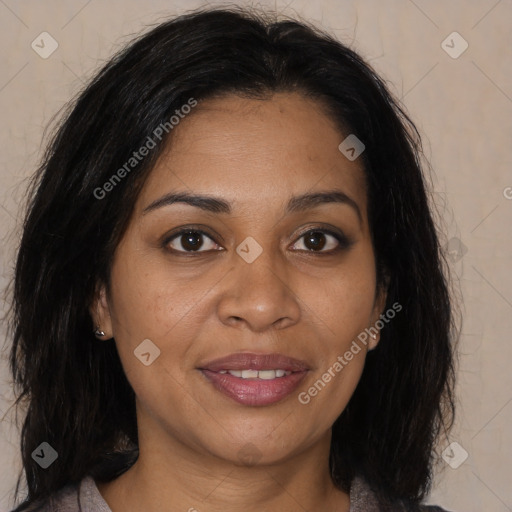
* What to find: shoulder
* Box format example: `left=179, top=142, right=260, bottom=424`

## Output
left=9, top=482, right=78, bottom=512
left=349, top=475, right=454, bottom=512
left=9, top=475, right=110, bottom=512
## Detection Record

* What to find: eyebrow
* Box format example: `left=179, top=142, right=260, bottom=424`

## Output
left=142, top=189, right=362, bottom=224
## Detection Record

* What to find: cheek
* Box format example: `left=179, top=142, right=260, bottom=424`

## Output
left=293, top=250, right=375, bottom=417
left=299, top=344, right=367, bottom=430
left=299, top=250, right=377, bottom=340
left=108, top=255, right=193, bottom=341
left=106, top=256, right=193, bottom=411
left=106, top=251, right=214, bottom=397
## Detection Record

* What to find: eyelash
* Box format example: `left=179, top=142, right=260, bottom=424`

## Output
left=162, top=226, right=353, bottom=256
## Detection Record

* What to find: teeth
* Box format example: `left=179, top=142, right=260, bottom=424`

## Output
left=223, top=369, right=292, bottom=379
left=241, top=369, right=259, bottom=378
left=258, top=370, right=276, bottom=380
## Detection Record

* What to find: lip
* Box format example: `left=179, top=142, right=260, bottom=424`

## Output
left=198, top=353, right=310, bottom=407
left=199, top=352, right=310, bottom=372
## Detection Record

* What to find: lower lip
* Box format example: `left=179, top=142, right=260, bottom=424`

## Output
left=200, top=369, right=308, bottom=406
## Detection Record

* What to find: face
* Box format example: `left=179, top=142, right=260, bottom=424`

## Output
left=92, top=92, right=386, bottom=466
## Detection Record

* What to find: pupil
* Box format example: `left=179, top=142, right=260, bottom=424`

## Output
left=305, top=231, right=326, bottom=251
left=182, top=231, right=203, bottom=251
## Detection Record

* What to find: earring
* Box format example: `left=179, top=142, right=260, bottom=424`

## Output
left=370, top=331, right=378, bottom=340
left=94, top=327, right=106, bottom=338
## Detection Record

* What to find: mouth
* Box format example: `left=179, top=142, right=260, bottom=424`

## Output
left=198, top=353, right=310, bottom=407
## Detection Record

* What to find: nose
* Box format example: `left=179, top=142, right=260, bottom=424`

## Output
left=216, top=245, right=301, bottom=333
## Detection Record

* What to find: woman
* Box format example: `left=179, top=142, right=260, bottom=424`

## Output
left=6, top=6, right=457, bottom=511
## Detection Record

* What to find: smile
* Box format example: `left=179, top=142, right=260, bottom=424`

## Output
left=198, top=352, right=310, bottom=406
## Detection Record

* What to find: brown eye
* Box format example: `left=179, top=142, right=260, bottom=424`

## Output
left=292, top=229, right=351, bottom=253
left=303, top=231, right=328, bottom=251
left=166, top=230, right=219, bottom=253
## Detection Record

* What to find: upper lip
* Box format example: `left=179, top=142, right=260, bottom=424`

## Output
left=198, top=353, right=310, bottom=372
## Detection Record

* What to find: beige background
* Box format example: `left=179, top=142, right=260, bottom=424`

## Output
left=0, top=1, right=511, bottom=511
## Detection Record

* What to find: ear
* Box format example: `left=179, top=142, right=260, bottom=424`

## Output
left=89, top=283, right=114, bottom=339
left=368, top=276, right=389, bottom=350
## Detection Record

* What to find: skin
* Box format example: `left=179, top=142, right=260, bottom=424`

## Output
left=91, top=92, right=387, bottom=512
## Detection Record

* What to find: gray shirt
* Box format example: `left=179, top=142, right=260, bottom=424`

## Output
left=14, top=475, right=451, bottom=511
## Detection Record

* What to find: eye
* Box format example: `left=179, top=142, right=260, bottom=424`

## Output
left=163, top=227, right=352, bottom=255
left=291, top=229, right=350, bottom=253
left=165, top=229, right=221, bottom=253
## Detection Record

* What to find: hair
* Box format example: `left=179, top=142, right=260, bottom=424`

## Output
left=4, top=5, right=457, bottom=511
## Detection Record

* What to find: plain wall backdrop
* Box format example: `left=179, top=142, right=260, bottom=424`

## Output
left=0, top=1, right=511, bottom=511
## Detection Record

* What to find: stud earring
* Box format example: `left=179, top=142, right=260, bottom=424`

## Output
left=94, top=327, right=106, bottom=338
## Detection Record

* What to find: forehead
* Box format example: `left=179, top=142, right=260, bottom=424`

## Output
left=135, top=92, right=367, bottom=219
